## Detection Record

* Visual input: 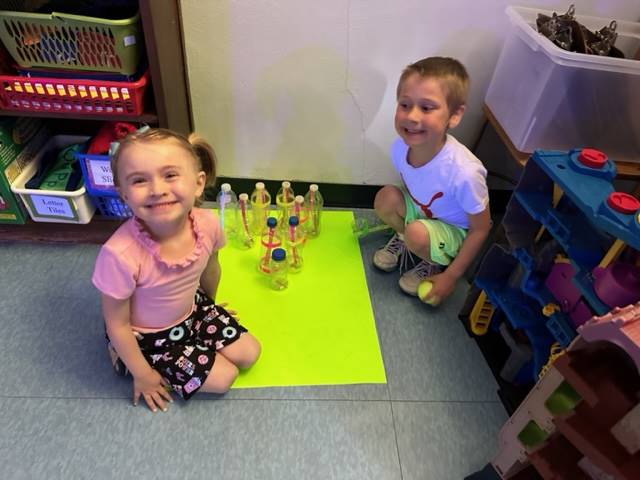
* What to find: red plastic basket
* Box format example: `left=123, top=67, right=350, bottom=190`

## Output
left=0, top=70, right=148, bottom=116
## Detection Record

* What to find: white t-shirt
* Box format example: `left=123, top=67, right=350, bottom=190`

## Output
left=391, top=134, right=488, bottom=229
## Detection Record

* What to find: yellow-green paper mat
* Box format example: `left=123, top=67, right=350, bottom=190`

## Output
left=216, top=210, right=387, bottom=388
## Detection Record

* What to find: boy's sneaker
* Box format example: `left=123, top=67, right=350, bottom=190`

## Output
left=107, top=342, right=129, bottom=377
left=399, top=260, right=443, bottom=296
left=373, top=233, right=406, bottom=272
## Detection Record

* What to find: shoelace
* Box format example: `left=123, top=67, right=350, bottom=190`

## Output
left=383, top=235, right=404, bottom=255
left=383, top=234, right=417, bottom=274
left=409, top=260, right=438, bottom=279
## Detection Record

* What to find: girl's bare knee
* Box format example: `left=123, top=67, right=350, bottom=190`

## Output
left=235, top=335, right=261, bottom=369
left=202, top=356, right=239, bottom=394
left=219, top=334, right=261, bottom=369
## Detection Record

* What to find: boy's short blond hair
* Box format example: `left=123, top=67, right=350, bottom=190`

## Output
left=396, top=57, right=469, bottom=113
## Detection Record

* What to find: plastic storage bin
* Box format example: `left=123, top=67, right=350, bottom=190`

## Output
left=0, top=9, right=142, bottom=75
left=0, top=70, right=148, bottom=116
left=11, top=135, right=96, bottom=224
left=485, top=6, right=640, bottom=163
left=76, top=152, right=132, bottom=219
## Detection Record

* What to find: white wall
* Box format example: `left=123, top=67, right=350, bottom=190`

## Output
left=180, top=1, right=639, bottom=186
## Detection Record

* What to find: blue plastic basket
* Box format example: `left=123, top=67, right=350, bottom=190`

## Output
left=76, top=152, right=132, bottom=219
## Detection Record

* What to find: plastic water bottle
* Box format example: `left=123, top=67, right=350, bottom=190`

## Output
left=304, top=184, right=323, bottom=238
left=269, top=248, right=288, bottom=290
left=217, top=183, right=238, bottom=243
left=276, top=181, right=295, bottom=233
left=235, top=193, right=253, bottom=249
left=286, top=215, right=305, bottom=273
left=293, top=195, right=308, bottom=233
left=250, top=182, right=271, bottom=237
left=258, top=217, right=282, bottom=274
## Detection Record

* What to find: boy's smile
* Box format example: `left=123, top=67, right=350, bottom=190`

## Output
left=394, top=73, right=464, bottom=165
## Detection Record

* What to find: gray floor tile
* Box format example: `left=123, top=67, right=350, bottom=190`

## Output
left=0, top=289, right=129, bottom=398
left=0, top=397, right=402, bottom=480
left=393, top=401, right=507, bottom=480
left=359, top=232, right=499, bottom=402
left=0, top=243, right=99, bottom=294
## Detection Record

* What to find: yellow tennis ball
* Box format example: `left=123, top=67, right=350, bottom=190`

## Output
left=418, top=280, right=439, bottom=306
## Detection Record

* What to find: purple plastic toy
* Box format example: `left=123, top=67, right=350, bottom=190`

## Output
left=593, top=262, right=640, bottom=309
left=545, top=262, right=593, bottom=328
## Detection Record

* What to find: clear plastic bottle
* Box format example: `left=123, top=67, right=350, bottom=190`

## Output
left=258, top=217, right=282, bottom=274
left=293, top=195, right=308, bottom=232
left=250, top=182, right=271, bottom=237
left=276, top=181, right=295, bottom=233
left=269, top=248, right=288, bottom=290
left=286, top=215, right=305, bottom=273
left=217, top=183, right=238, bottom=243
left=235, top=193, right=253, bottom=249
left=304, top=184, right=323, bottom=238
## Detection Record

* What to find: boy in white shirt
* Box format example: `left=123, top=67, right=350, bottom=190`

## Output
left=373, top=57, right=491, bottom=304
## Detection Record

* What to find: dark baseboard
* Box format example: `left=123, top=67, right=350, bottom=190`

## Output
left=206, top=178, right=514, bottom=212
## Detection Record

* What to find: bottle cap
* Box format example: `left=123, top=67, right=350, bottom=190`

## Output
left=256, top=182, right=265, bottom=190
left=266, top=217, right=277, bottom=228
left=272, top=248, right=286, bottom=261
left=221, top=183, right=231, bottom=192
left=310, top=184, right=318, bottom=192
left=282, top=181, right=291, bottom=188
left=295, top=195, right=304, bottom=204
left=239, top=193, right=248, bottom=201
left=289, top=215, right=299, bottom=226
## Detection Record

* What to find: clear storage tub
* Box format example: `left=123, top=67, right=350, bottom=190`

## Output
left=485, top=6, right=640, bottom=163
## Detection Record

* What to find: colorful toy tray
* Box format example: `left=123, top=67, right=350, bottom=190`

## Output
left=0, top=9, right=143, bottom=74
left=0, top=70, right=148, bottom=116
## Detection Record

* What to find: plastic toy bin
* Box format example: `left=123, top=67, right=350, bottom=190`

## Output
left=485, top=6, right=640, bottom=163
left=77, top=152, right=132, bottom=219
left=0, top=9, right=142, bottom=75
left=0, top=70, right=149, bottom=116
left=11, top=135, right=96, bottom=224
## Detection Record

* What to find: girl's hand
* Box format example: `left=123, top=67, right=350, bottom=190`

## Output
left=424, top=271, right=457, bottom=304
left=133, top=369, right=173, bottom=413
left=218, top=302, right=239, bottom=319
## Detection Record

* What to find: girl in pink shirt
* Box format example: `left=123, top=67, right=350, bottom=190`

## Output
left=92, top=128, right=261, bottom=412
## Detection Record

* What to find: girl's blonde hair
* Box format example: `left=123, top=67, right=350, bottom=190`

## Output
left=111, top=128, right=217, bottom=202
left=396, top=57, right=469, bottom=113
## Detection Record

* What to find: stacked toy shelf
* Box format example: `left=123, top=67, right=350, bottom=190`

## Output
left=492, top=303, right=640, bottom=479
left=465, top=147, right=640, bottom=395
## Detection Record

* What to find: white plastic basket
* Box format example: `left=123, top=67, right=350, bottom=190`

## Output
left=485, top=6, right=640, bottom=162
left=11, top=135, right=96, bottom=224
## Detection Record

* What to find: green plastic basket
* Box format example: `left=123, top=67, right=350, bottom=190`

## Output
left=0, top=9, right=143, bottom=75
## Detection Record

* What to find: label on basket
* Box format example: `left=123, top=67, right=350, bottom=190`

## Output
left=31, top=195, right=75, bottom=219
left=89, top=159, right=115, bottom=188
left=123, top=35, right=137, bottom=47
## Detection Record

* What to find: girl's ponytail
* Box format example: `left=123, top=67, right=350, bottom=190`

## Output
left=188, top=133, right=217, bottom=187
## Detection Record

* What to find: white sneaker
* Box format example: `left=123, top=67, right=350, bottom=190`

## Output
left=399, top=260, right=443, bottom=296
left=373, top=233, right=406, bottom=272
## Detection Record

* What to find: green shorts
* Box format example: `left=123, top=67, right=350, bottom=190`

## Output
left=403, top=190, right=467, bottom=266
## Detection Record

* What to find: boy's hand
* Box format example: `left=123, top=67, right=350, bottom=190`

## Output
left=133, top=369, right=173, bottom=413
left=424, top=270, right=457, bottom=304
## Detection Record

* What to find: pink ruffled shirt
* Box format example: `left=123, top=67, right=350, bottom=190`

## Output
left=92, top=208, right=224, bottom=330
